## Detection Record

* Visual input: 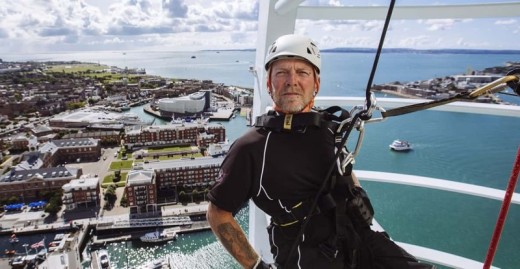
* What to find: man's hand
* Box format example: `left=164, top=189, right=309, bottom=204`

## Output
left=254, top=259, right=277, bottom=269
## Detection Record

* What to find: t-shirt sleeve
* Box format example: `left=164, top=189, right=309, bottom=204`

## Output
left=208, top=133, right=257, bottom=213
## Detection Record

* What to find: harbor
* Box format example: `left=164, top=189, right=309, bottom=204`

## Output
left=0, top=201, right=212, bottom=269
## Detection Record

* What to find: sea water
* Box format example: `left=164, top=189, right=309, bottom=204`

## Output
left=5, top=51, right=520, bottom=268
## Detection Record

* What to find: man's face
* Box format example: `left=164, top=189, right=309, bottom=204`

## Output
left=268, top=58, right=319, bottom=113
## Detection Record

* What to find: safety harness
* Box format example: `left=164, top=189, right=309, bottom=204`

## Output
left=254, top=107, right=375, bottom=266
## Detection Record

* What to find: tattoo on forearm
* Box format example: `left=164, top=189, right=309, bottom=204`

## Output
left=217, top=222, right=257, bottom=262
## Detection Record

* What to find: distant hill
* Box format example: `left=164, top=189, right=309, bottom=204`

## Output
left=321, top=47, right=520, bottom=54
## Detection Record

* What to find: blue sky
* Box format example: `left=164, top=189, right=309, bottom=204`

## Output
left=0, top=0, right=518, bottom=54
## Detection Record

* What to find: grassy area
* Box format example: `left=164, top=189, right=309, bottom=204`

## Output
left=47, top=63, right=142, bottom=82
left=102, top=172, right=128, bottom=188
left=109, top=160, right=134, bottom=170
left=48, top=63, right=108, bottom=73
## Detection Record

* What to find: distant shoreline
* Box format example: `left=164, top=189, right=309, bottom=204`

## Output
left=204, top=48, right=520, bottom=54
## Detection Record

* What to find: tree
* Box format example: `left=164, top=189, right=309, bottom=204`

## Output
left=44, top=191, right=63, bottom=215
left=104, top=184, right=117, bottom=209
left=44, top=202, right=60, bottom=215
left=191, top=188, right=198, bottom=203
left=178, top=191, right=188, bottom=205
left=120, top=195, right=128, bottom=207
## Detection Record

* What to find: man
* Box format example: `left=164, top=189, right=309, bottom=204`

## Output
left=207, top=34, right=434, bottom=269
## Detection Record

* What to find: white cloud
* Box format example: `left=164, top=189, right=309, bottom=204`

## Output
left=421, top=19, right=456, bottom=31
left=495, top=19, right=517, bottom=25
left=0, top=0, right=519, bottom=53
left=398, top=35, right=431, bottom=48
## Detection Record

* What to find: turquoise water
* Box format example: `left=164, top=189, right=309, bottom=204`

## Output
left=8, top=51, right=520, bottom=268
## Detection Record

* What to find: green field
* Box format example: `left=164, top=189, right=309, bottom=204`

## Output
left=48, top=63, right=108, bottom=73
left=47, top=63, right=142, bottom=82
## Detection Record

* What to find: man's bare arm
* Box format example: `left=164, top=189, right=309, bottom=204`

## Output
left=207, top=202, right=259, bottom=268
left=352, top=171, right=362, bottom=187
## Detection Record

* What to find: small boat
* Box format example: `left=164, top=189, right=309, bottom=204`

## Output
left=98, top=249, right=110, bottom=269
left=140, top=229, right=178, bottom=243
left=389, top=140, right=412, bottom=151
left=9, top=234, right=19, bottom=244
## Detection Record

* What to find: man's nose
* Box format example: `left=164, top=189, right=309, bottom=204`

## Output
left=285, top=70, right=297, bottom=86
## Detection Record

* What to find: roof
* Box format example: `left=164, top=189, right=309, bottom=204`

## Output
left=127, top=169, right=154, bottom=186
left=0, top=166, right=80, bottom=183
left=142, top=156, right=223, bottom=171
left=39, top=138, right=99, bottom=153
left=62, top=176, right=99, bottom=192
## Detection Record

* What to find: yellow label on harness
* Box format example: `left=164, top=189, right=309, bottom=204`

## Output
left=283, top=114, right=293, bottom=130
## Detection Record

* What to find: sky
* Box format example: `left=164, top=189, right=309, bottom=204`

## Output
left=0, top=0, right=519, bottom=55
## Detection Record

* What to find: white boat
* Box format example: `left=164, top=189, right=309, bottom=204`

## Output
left=98, top=249, right=110, bottom=269
left=389, top=140, right=412, bottom=151
left=249, top=1, right=520, bottom=269
left=140, top=229, right=178, bottom=243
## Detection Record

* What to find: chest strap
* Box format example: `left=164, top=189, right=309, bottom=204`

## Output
left=255, top=111, right=323, bottom=132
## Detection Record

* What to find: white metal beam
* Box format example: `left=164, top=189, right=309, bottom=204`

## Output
left=297, top=3, right=520, bottom=20
left=355, top=170, right=520, bottom=205
left=315, top=96, right=520, bottom=118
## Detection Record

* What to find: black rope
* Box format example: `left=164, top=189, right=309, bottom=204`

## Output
left=285, top=0, right=397, bottom=264
left=498, top=91, right=520, bottom=97
left=361, top=0, right=396, bottom=120
left=382, top=94, right=464, bottom=118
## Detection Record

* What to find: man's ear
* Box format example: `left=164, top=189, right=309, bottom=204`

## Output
left=314, top=76, right=321, bottom=95
left=266, top=74, right=273, bottom=95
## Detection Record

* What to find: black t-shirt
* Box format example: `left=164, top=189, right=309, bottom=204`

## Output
left=208, top=113, right=337, bottom=216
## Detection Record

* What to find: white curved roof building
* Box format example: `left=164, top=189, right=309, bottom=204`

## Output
left=157, top=91, right=208, bottom=114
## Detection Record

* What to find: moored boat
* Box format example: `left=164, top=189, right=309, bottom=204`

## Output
left=140, top=229, right=178, bottom=243
left=98, top=249, right=110, bottom=269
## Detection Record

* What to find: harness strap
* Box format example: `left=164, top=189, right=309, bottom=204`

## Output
left=255, top=111, right=323, bottom=132
left=271, top=194, right=336, bottom=227
left=255, top=108, right=351, bottom=133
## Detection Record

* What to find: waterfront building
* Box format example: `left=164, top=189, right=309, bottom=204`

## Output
left=125, top=169, right=157, bottom=215
left=49, top=108, right=149, bottom=128
left=124, top=120, right=225, bottom=149
left=0, top=166, right=82, bottom=201
left=63, top=130, right=120, bottom=146
left=125, top=157, right=223, bottom=213
left=156, top=90, right=212, bottom=118
left=62, top=175, right=100, bottom=210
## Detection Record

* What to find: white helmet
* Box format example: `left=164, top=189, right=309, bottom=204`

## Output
left=264, top=34, right=321, bottom=74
